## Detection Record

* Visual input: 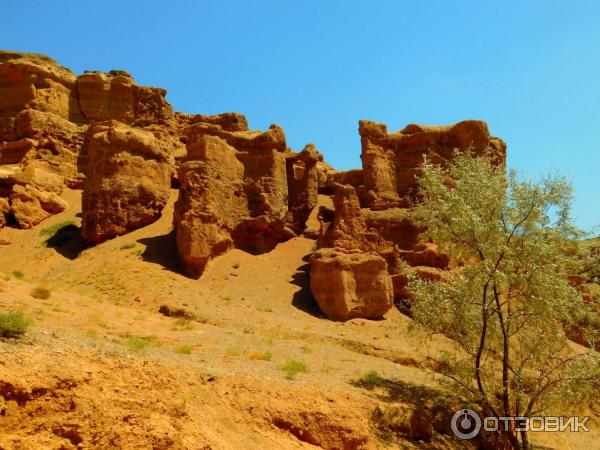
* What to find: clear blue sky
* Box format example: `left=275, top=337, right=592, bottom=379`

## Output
left=2, top=1, right=598, bottom=232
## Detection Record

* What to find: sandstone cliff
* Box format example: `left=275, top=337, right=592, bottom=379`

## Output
left=0, top=51, right=507, bottom=322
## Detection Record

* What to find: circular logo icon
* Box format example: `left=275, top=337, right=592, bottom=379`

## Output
left=451, top=408, right=481, bottom=439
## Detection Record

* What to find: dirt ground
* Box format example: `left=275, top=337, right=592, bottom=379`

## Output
left=0, top=190, right=597, bottom=449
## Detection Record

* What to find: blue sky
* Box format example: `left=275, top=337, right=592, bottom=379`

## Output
left=2, top=1, right=598, bottom=232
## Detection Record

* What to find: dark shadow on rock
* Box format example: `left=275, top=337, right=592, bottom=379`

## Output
left=138, top=229, right=180, bottom=273
left=290, top=258, right=323, bottom=318
left=45, top=224, right=89, bottom=259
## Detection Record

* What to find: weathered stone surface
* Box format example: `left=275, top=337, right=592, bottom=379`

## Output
left=9, top=184, right=67, bottom=228
left=0, top=51, right=78, bottom=123
left=359, top=119, right=506, bottom=209
left=81, top=121, right=171, bottom=243
left=76, top=71, right=172, bottom=124
left=318, top=183, right=378, bottom=252
left=286, top=144, right=320, bottom=234
left=174, top=117, right=289, bottom=277
left=0, top=197, right=9, bottom=228
left=312, top=183, right=395, bottom=320
left=310, top=248, right=393, bottom=321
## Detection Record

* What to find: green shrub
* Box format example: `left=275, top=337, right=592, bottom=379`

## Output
left=124, top=335, right=156, bottom=352
left=0, top=312, right=31, bottom=338
left=358, top=370, right=385, bottom=387
left=171, top=318, right=194, bottom=331
left=281, top=360, right=309, bottom=380
left=120, top=242, right=136, bottom=250
left=40, top=220, right=76, bottom=237
left=175, top=344, right=193, bottom=355
left=12, top=270, right=24, bottom=279
left=250, top=351, right=272, bottom=361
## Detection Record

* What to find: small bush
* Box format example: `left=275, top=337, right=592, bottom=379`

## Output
left=358, top=370, right=385, bottom=387
left=31, top=285, right=51, bottom=300
left=281, top=360, right=309, bottom=380
left=300, top=345, right=312, bottom=353
left=125, top=335, right=156, bottom=352
left=249, top=351, right=272, bottom=361
left=171, top=318, right=194, bottom=331
left=220, top=294, right=232, bottom=301
left=175, top=344, right=193, bottom=355
left=232, top=262, right=240, bottom=269
left=120, top=242, right=136, bottom=250
left=40, top=220, right=76, bottom=237
left=12, top=270, right=24, bottom=279
left=0, top=312, right=31, bottom=338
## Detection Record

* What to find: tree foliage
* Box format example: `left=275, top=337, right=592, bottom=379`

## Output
left=408, top=151, right=600, bottom=449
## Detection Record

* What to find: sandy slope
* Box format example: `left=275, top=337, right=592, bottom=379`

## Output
left=0, top=191, right=597, bottom=449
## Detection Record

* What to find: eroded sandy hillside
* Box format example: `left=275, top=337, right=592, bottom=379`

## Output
left=0, top=190, right=597, bottom=449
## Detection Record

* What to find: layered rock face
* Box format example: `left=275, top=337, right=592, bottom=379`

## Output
left=311, top=120, right=506, bottom=320
left=311, top=248, right=394, bottom=321
left=81, top=121, right=171, bottom=243
left=359, top=120, right=506, bottom=209
left=311, top=184, right=394, bottom=320
left=76, top=70, right=172, bottom=124
left=174, top=116, right=291, bottom=277
left=0, top=51, right=180, bottom=230
left=1, top=51, right=510, bottom=324
left=286, top=144, right=320, bottom=234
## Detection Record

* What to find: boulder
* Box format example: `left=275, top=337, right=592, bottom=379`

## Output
left=174, top=116, right=289, bottom=277
left=81, top=121, right=171, bottom=243
left=9, top=184, right=67, bottom=228
left=310, top=248, right=393, bottom=321
left=359, top=119, right=506, bottom=209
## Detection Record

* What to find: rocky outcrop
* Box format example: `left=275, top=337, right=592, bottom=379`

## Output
left=310, top=248, right=393, bottom=321
left=359, top=120, right=506, bottom=210
left=4, top=161, right=68, bottom=228
left=9, top=184, right=67, bottom=228
left=81, top=121, right=171, bottom=243
left=0, top=51, right=78, bottom=124
left=311, top=184, right=394, bottom=320
left=311, top=120, right=506, bottom=319
left=174, top=116, right=290, bottom=277
left=286, top=144, right=320, bottom=234
left=76, top=70, right=172, bottom=124
left=0, top=51, right=182, bottom=229
left=0, top=197, right=9, bottom=228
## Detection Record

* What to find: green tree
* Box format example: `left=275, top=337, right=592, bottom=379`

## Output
left=408, top=152, right=600, bottom=449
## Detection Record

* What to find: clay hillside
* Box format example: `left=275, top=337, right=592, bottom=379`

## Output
left=0, top=51, right=597, bottom=449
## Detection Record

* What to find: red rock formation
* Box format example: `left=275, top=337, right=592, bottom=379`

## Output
left=286, top=144, right=320, bottom=234
left=359, top=119, right=506, bottom=210
left=174, top=116, right=290, bottom=277
left=81, top=121, right=171, bottom=243
left=0, top=52, right=183, bottom=229
left=0, top=197, right=9, bottom=228
left=310, top=248, right=393, bottom=321
left=76, top=70, right=172, bottom=124
left=311, top=120, right=506, bottom=318
left=0, top=51, right=79, bottom=124
left=311, top=184, right=395, bottom=320
left=10, top=183, right=67, bottom=228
